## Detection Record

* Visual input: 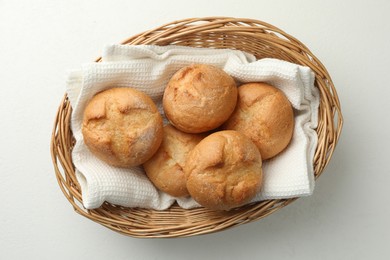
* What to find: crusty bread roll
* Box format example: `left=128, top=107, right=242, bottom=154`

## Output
left=185, top=130, right=263, bottom=211
left=163, top=64, right=237, bottom=133
left=223, top=83, right=294, bottom=160
left=82, top=87, right=163, bottom=167
left=143, top=124, right=204, bottom=197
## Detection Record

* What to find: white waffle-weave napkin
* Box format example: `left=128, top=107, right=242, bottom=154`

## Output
left=66, top=44, right=319, bottom=210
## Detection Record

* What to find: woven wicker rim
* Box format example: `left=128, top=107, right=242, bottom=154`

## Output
left=50, top=17, right=343, bottom=238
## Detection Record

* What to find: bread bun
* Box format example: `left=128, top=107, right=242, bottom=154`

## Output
left=143, top=124, right=204, bottom=197
left=185, top=130, right=262, bottom=210
left=223, top=83, right=294, bottom=160
left=163, top=64, right=237, bottom=133
left=82, top=87, right=163, bottom=167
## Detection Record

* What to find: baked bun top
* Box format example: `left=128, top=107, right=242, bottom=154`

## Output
left=143, top=124, right=204, bottom=197
left=163, top=64, right=237, bottom=133
left=82, top=87, right=163, bottom=167
left=185, top=130, right=263, bottom=210
left=223, top=82, right=294, bottom=160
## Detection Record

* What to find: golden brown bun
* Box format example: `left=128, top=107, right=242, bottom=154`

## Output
left=163, top=64, right=237, bottom=133
left=185, top=130, right=262, bottom=211
left=223, top=83, right=294, bottom=160
left=82, top=87, right=163, bottom=167
left=143, top=125, right=205, bottom=197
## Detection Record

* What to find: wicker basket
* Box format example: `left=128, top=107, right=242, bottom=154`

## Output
left=50, top=17, right=343, bottom=238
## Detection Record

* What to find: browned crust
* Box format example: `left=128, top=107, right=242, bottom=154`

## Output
left=143, top=125, right=205, bottom=197
left=163, top=64, right=237, bottom=133
left=185, top=130, right=263, bottom=210
left=82, top=87, right=163, bottom=167
left=223, top=82, right=294, bottom=160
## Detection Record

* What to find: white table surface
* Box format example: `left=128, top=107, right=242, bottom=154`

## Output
left=1, top=0, right=389, bottom=259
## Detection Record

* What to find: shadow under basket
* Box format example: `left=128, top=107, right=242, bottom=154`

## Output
left=50, top=17, right=343, bottom=238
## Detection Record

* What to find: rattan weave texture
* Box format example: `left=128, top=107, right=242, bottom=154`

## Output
left=51, top=17, right=343, bottom=238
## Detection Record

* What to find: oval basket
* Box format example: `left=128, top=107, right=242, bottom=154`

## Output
left=50, top=17, right=343, bottom=238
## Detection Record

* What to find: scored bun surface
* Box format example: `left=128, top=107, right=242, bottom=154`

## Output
left=163, top=64, right=237, bottom=133
left=223, top=82, right=294, bottom=160
left=143, top=124, right=205, bottom=197
left=82, top=87, right=163, bottom=167
left=185, top=130, right=263, bottom=211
